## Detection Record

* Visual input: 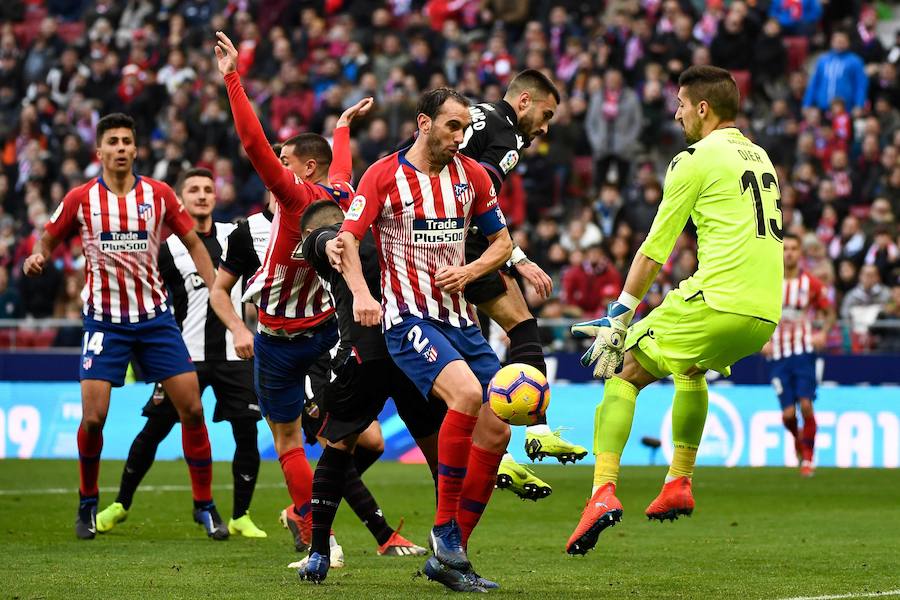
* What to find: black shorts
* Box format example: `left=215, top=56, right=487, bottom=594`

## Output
left=463, top=229, right=508, bottom=305
left=318, top=357, right=444, bottom=444
left=142, top=360, right=261, bottom=423
left=301, top=350, right=332, bottom=444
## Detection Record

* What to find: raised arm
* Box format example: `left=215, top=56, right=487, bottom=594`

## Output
left=216, top=31, right=309, bottom=208
left=329, top=97, right=374, bottom=189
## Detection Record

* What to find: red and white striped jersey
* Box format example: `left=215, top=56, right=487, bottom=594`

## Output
left=242, top=181, right=353, bottom=335
left=340, top=150, right=506, bottom=330
left=45, top=175, right=194, bottom=323
left=771, top=271, right=831, bottom=360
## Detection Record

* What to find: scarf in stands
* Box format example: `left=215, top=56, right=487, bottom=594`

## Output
left=602, top=89, right=621, bottom=121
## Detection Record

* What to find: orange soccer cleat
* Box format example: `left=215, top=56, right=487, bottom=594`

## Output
left=566, top=483, right=623, bottom=555
left=279, top=504, right=312, bottom=552
left=645, top=476, right=695, bottom=522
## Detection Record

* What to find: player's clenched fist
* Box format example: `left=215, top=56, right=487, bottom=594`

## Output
left=353, top=292, right=381, bottom=327
left=325, top=237, right=344, bottom=272
left=23, top=254, right=45, bottom=277
left=435, top=265, right=472, bottom=294
left=233, top=325, right=254, bottom=359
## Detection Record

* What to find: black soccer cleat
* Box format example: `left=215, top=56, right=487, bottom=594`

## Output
left=422, top=557, right=487, bottom=593
left=75, top=496, right=98, bottom=540
left=193, top=504, right=229, bottom=540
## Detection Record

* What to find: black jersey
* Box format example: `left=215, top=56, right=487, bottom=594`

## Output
left=159, top=222, right=241, bottom=362
left=302, top=226, right=387, bottom=363
left=219, top=209, right=272, bottom=282
left=458, top=100, right=525, bottom=191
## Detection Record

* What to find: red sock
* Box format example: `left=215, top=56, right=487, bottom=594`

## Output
left=182, top=421, right=213, bottom=503
left=458, top=445, right=503, bottom=545
left=435, top=409, right=478, bottom=526
left=77, top=426, right=103, bottom=497
left=801, top=414, right=817, bottom=462
left=279, top=446, right=313, bottom=517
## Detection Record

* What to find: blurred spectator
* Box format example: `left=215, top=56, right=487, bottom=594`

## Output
left=872, top=284, right=900, bottom=352
left=710, top=7, right=753, bottom=71
left=803, top=30, right=868, bottom=112
left=841, top=264, right=891, bottom=320
left=0, top=264, right=22, bottom=318
left=560, top=244, right=622, bottom=317
left=586, top=68, right=642, bottom=188
left=769, top=0, right=821, bottom=36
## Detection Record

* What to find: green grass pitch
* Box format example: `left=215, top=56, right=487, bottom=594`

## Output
left=1, top=459, right=898, bottom=599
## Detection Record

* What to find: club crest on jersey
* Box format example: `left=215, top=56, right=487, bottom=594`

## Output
left=82, top=357, right=92, bottom=370
left=138, top=202, right=153, bottom=219
left=346, top=195, right=366, bottom=221
left=453, top=183, right=474, bottom=205
left=423, top=345, right=438, bottom=363
left=499, top=150, right=519, bottom=173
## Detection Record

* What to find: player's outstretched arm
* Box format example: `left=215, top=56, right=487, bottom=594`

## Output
left=333, top=231, right=380, bottom=327
left=436, top=228, right=513, bottom=295
left=209, top=268, right=254, bottom=359
left=23, top=231, right=61, bottom=277
left=327, top=98, right=373, bottom=201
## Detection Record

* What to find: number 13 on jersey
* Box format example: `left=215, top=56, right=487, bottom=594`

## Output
left=741, top=170, right=783, bottom=242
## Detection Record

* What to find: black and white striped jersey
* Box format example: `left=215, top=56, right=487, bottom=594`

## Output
left=159, top=222, right=241, bottom=362
left=219, top=209, right=272, bottom=283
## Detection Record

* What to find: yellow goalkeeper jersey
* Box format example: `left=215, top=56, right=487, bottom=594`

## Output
left=638, top=127, right=783, bottom=323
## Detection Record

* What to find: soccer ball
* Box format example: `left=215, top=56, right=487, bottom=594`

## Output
left=488, top=363, right=550, bottom=426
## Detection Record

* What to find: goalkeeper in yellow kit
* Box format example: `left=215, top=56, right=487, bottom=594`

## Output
left=566, top=66, right=783, bottom=555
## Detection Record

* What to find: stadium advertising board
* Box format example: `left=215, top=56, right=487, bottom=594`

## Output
left=0, top=382, right=897, bottom=468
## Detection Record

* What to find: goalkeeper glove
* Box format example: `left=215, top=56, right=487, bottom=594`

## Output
left=571, top=294, right=639, bottom=379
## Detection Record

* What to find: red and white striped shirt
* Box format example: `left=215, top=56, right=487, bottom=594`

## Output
left=45, top=176, right=194, bottom=323
left=771, top=271, right=831, bottom=360
left=340, top=150, right=506, bottom=330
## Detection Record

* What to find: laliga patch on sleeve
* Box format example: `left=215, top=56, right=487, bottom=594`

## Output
left=499, top=150, right=519, bottom=174
left=346, top=195, right=366, bottom=221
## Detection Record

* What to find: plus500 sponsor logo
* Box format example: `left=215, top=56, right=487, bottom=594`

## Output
left=99, top=231, right=149, bottom=252
left=412, top=218, right=464, bottom=244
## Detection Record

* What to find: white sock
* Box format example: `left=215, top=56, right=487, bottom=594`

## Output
left=591, top=485, right=600, bottom=495
left=502, top=452, right=515, bottom=461
left=329, top=534, right=338, bottom=548
left=526, top=424, right=552, bottom=435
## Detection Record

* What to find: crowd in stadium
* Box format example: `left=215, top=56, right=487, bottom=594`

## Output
left=1, top=0, right=899, bottom=353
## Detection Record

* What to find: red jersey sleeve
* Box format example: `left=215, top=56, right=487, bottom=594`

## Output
left=224, top=71, right=315, bottom=212
left=45, top=188, right=83, bottom=240
left=161, top=184, right=194, bottom=237
left=468, top=161, right=506, bottom=236
left=809, top=275, right=832, bottom=311
left=329, top=125, right=352, bottom=186
left=339, top=164, right=383, bottom=240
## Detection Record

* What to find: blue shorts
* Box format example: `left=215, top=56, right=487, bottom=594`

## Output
left=80, top=310, right=194, bottom=387
left=769, top=353, right=817, bottom=409
left=253, top=323, right=338, bottom=423
left=384, top=316, right=501, bottom=401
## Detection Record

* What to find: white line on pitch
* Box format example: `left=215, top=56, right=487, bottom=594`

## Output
left=0, top=483, right=286, bottom=496
left=777, top=590, right=900, bottom=600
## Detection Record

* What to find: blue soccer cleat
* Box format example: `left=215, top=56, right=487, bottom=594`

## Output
left=298, top=552, right=330, bottom=584
left=428, top=519, right=470, bottom=571
left=422, top=557, right=486, bottom=593
left=468, top=569, right=500, bottom=589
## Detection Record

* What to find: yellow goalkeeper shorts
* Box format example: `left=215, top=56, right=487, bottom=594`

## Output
left=624, top=289, right=776, bottom=379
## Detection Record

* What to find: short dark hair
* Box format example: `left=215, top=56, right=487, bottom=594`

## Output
left=677, top=66, right=739, bottom=121
left=416, top=87, right=471, bottom=121
left=283, top=133, right=332, bottom=170
left=783, top=232, right=801, bottom=244
left=96, top=113, right=136, bottom=146
left=507, top=69, right=561, bottom=104
left=300, top=200, right=344, bottom=232
left=176, top=167, right=214, bottom=195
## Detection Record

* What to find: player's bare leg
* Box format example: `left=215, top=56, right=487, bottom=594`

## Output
left=480, top=278, right=586, bottom=479
left=567, top=352, right=656, bottom=554
left=75, top=380, right=112, bottom=539
left=164, top=372, right=226, bottom=539
left=798, top=397, right=816, bottom=477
